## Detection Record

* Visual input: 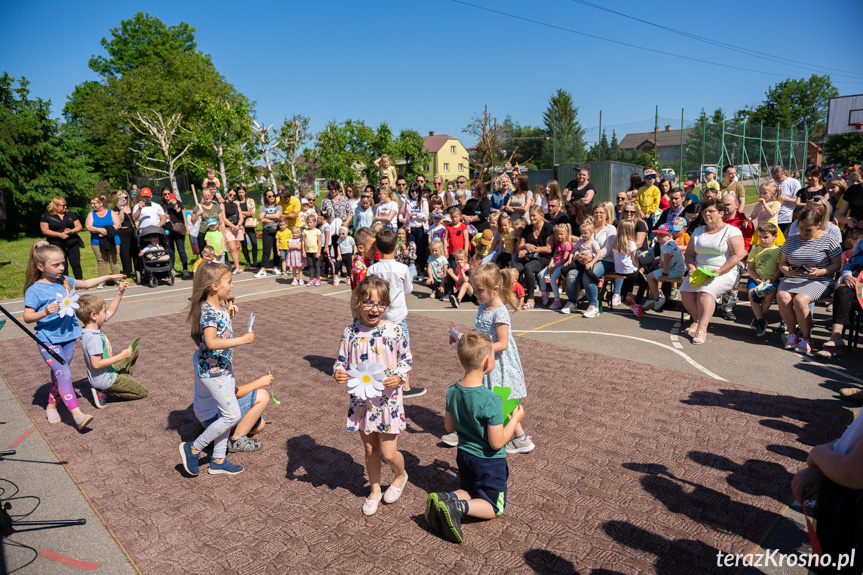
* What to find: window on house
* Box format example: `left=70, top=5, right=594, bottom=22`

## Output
left=423, top=164, right=429, bottom=172
left=450, top=145, right=456, bottom=154
left=443, top=163, right=450, bottom=172
left=458, top=163, right=464, bottom=172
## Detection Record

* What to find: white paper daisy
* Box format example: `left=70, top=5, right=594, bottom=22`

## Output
left=55, top=289, right=79, bottom=318
left=346, top=361, right=386, bottom=401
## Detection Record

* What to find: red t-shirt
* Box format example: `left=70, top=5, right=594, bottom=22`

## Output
left=350, top=254, right=370, bottom=290
left=512, top=282, right=525, bottom=299
left=446, top=223, right=468, bottom=255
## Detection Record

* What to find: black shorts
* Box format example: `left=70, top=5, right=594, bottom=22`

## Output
left=456, top=449, right=508, bottom=515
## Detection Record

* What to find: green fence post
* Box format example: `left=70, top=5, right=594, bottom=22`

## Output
left=679, top=108, right=684, bottom=183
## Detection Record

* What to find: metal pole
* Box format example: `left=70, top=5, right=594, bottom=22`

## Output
left=788, top=125, right=794, bottom=174
left=803, top=125, right=809, bottom=168
left=720, top=118, right=726, bottom=168
left=701, top=116, right=706, bottom=177
left=553, top=108, right=556, bottom=166
left=776, top=123, right=781, bottom=169
left=679, top=108, right=684, bottom=183
left=654, top=105, right=659, bottom=168
left=598, top=110, right=602, bottom=162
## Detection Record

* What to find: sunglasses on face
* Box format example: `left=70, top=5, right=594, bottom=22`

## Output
left=623, top=210, right=636, bottom=214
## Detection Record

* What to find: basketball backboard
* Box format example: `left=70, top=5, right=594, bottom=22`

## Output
left=827, top=94, right=863, bottom=136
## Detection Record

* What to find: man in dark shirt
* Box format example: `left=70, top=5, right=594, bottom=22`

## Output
left=160, top=187, right=190, bottom=279
left=545, top=198, right=570, bottom=227
left=653, top=188, right=686, bottom=231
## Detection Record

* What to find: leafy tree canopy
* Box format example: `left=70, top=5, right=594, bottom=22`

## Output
left=739, top=74, right=838, bottom=137
left=541, top=89, right=586, bottom=165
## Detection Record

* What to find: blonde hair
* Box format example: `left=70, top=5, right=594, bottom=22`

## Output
left=613, top=219, right=637, bottom=254
left=47, top=197, right=67, bottom=215
left=454, top=249, right=468, bottom=261
left=579, top=221, right=595, bottom=235
left=457, top=331, right=494, bottom=371
left=91, top=195, right=108, bottom=210
left=470, top=263, right=516, bottom=308
left=200, top=245, right=216, bottom=257
left=430, top=239, right=444, bottom=252
left=186, top=263, right=232, bottom=346
left=759, top=181, right=779, bottom=201
left=593, top=201, right=614, bottom=225
left=75, top=294, right=105, bottom=324
left=353, top=276, right=391, bottom=306
left=24, top=242, right=70, bottom=294
left=827, top=178, right=848, bottom=194
left=553, top=223, right=572, bottom=239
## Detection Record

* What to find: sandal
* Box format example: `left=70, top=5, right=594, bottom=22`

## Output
left=362, top=492, right=383, bottom=516
left=228, top=435, right=262, bottom=453
left=822, top=339, right=845, bottom=349
left=815, top=347, right=844, bottom=359
left=683, top=323, right=698, bottom=337
left=523, top=301, right=535, bottom=310
left=383, top=472, right=408, bottom=504
left=692, top=330, right=707, bottom=345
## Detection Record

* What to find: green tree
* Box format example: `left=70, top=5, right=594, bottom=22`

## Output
left=608, top=130, right=622, bottom=161
left=502, top=116, right=546, bottom=167
left=741, top=75, right=838, bottom=137
left=64, top=14, right=248, bottom=187
left=541, top=89, right=586, bottom=165
left=191, top=95, right=254, bottom=190
left=586, top=130, right=610, bottom=162
left=309, top=120, right=375, bottom=183
left=823, top=133, right=863, bottom=168
left=275, top=114, right=312, bottom=190
left=0, top=74, right=97, bottom=236
left=393, top=129, right=432, bottom=182
left=683, top=108, right=726, bottom=173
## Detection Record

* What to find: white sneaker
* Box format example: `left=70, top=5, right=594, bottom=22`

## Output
left=441, top=432, right=459, bottom=447
left=97, top=282, right=106, bottom=289
left=254, top=269, right=267, bottom=278
left=583, top=305, right=599, bottom=318
left=560, top=302, right=576, bottom=314
left=655, top=295, right=666, bottom=310
left=611, top=294, right=621, bottom=307
left=272, top=268, right=281, bottom=275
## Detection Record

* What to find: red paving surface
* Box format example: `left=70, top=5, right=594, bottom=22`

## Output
left=0, top=292, right=851, bottom=574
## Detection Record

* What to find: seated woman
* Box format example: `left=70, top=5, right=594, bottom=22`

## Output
left=679, top=198, right=747, bottom=345
left=814, top=233, right=862, bottom=360
left=776, top=203, right=842, bottom=354
left=513, top=205, right=554, bottom=309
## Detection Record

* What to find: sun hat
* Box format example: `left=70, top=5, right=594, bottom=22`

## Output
left=479, top=229, right=494, bottom=246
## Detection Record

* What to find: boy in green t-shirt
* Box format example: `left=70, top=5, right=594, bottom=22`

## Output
left=747, top=223, right=782, bottom=337
left=425, top=332, right=525, bottom=544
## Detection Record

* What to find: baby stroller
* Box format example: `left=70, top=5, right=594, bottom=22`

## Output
left=135, top=226, right=175, bottom=287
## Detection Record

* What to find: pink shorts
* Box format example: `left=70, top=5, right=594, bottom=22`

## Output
left=225, top=228, right=243, bottom=242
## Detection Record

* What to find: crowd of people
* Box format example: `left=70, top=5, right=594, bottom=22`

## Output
left=20, top=159, right=863, bottom=552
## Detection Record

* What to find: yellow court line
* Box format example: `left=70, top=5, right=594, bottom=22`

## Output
left=515, top=313, right=580, bottom=337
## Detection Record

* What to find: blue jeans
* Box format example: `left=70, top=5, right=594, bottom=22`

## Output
left=165, top=229, right=188, bottom=271
left=567, top=260, right=615, bottom=307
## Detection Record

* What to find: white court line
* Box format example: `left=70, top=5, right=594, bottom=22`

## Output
left=324, top=289, right=352, bottom=296
left=799, top=356, right=863, bottom=385
left=513, top=329, right=728, bottom=381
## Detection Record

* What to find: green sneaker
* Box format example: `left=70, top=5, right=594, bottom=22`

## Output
left=435, top=495, right=464, bottom=543
left=425, top=492, right=453, bottom=533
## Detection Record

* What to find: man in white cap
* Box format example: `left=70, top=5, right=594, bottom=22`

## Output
left=637, top=168, right=661, bottom=227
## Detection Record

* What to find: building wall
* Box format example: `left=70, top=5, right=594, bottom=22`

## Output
left=428, top=139, right=470, bottom=183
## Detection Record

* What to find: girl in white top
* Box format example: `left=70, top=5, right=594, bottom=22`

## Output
left=374, top=190, right=399, bottom=231
left=613, top=219, right=648, bottom=314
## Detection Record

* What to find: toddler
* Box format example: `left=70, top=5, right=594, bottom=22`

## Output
left=447, top=249, right=471, bottom=308
left=76, top=286, right=148, bottom=409
left=287, top=225, right=305, bottom=285
left=333, top=277, right=412, bottom=515
left=204, top=217, right=226, bottom=263
left=336, top=226, right=355, bottom=280
left=425, top=331, right=525, bottom=544
left=139, top=235, right=169, bottom=262
left=192, top=246, right=216, bottom=274
left=643, top=224, right=686, bottom=312
left=507, top=267, right=525, bottom=311
left=320, top=211, right=338, bottom=285
left=746, top=223, right=782, bottom=336
left=446, top=208, right=469, bottom=267
left=428, top=210, right=448, bottom=249
left=350, top=227, right=376, bottom=291
left=497, top=215, right=514, bottom=268
left=354, top=195, right=374, bottom=230
left=749, top=182, right=785, bottom=247
left=276, top=218, right=292, bottom=276
left=303, top=215, right=322, bottom=285
left=538, top=223, right=575, bottom=310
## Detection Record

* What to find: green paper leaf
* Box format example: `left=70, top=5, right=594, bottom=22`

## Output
left=493, top=386, right=519, bottom=425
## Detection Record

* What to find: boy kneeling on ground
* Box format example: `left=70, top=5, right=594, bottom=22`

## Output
left=425, top=331, right=525, bottom=544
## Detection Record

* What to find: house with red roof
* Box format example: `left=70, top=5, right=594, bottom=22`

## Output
left=422, top=131, right=470, bottom=182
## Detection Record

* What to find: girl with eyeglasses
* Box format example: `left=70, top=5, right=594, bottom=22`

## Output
left=333, top=276, right=412, bottom=515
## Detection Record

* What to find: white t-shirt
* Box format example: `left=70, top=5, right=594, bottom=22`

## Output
left=375, top=201, right=399, bottom=231
left=776, top=177, right=802, bottom=224
left=690, top=225, right=742, bottom=268
left=136, top=203, right=165, bottom=229
left=367, top=259, right=412, bottom=323
left=834, top=411, right=863, bottom=455
left=613, top=240, right=638, bottom=274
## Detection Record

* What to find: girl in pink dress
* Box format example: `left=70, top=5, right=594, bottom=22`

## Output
left=333, top=276, right=412, bottom=515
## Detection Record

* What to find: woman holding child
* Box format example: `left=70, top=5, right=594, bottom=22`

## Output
left=561, top=202, right=617, bottom=316
left=680, top=198, right=747, bottom=345
left=776, top=204, right=842, bottom=354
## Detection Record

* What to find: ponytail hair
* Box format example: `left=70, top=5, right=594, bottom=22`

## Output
left=24, top=241, right=69, bottom=294
left=186, top=263, right=232, bottom=346
left=613, top=220, right=637, bottom=254
left=470, top=263, right=516, bottom=309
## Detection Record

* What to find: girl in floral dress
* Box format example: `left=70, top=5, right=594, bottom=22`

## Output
left=333, top=276, right=413, bottom=515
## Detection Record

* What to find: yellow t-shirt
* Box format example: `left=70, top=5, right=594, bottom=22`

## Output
left=275, top=228, right=292, bottom=251
left=750, top=245, right=781, bottom=280
left=276, top=196, right=302, bottom=230
left=701, top=180, right=721, bottom=195
left=636, top=185, right=660, bottom=215
left=302, top=228, right=321, bottom=253
left=499, top=228, right=514, bottom=253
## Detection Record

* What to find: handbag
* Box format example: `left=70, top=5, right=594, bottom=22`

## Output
left=244, top=200, right=258, bottom=228
left=172, top=221, right=186, bottom=236
left=263, top=221, right=279, bottom=234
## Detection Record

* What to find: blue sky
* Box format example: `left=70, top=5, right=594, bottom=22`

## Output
left=2, top=0, right=862, bottom=147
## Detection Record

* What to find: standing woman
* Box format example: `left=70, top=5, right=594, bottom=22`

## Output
left=114, top=190, right=136, bottom=277
left=797, top=165, right=826, bottom=205
left=400, top=182, right=430, bottom=270
left=222, top=188, right=244, bottom=275
left=564, top=166, right=596, bottom=207
left=345, top=184, right=361, bottom=220
left=40, top=197, right=83, bottom=279
left=514, top=205, right=555, bottom=309
left=236, top=187, right=258, bottom=269
left=85, top=195, right=121, bottom=285
left=191, top=188, right=225, bottom=260
left=719, top=165, right=746, bottom=210
left=462, top=180, right=491, bottom=233
left=255, top=189, right=283, bottom=277
left=504, top=174, right=534, bottom=223
left=657, top=178, right=672, bottom=212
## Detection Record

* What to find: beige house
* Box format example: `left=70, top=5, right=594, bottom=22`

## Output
left=422, top=132, right=470, bottom=183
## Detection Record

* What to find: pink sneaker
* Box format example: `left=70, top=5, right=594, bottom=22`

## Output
left=625, top=293, right=635, bottom=306
left=784, top=333, right=799, bottom=350
left=549, top=298, right=563, bottom=311
left=630, top=304, right=644, bottom=317
left=334, top=276, right=340, bottom=286
left=541, top=291, right=550, bottom=306
left=291, top=279, right=298, bottom=286
left=316, top=279, right=322, bottom=286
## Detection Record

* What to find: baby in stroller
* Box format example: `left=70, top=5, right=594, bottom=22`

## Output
left=139, top=234, right=170, bottom=262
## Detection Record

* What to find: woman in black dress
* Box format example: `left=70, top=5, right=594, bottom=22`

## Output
left=462, top=180, right=491, bottom=233
left=40, top=197, right=83, bottom=279
left=513, top=205, right=554, bottom=309
left=114, top=190, right=136, bottom=277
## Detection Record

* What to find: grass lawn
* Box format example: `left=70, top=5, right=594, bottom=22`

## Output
left=0, top=231, right=205, bottom=300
